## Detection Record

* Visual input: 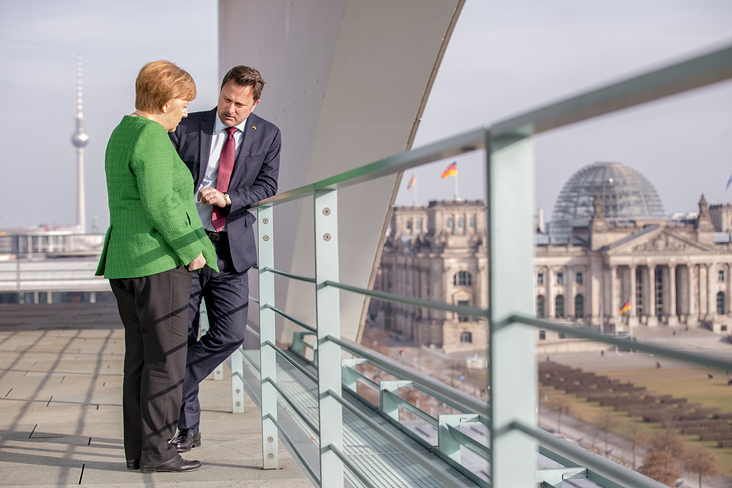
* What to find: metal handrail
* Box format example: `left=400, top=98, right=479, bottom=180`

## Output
left=264, top=304, right=317, bottom=333
left=509, top=314, right=732, bottom=371
left=249, top=45, right=732, bottom=209
left=325, top=280, right=488, bottom=318
left=264, top=377, right=320, bottom=437
left=263, top=340, right=318, bottom=384
left=260, top=266, right=317, bottom=284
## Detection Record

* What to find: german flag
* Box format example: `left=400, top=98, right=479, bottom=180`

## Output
left=441, top=162, right=457, bottom=178
left=618, top=301, right=631, bottom=314
left=407, top=174, right=415, bottom=190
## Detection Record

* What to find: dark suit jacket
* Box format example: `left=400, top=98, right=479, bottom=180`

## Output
left=170, top=109, right=281, bottom=273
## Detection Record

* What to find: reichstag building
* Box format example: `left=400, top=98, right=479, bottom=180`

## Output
left=370, top=162, right=731, bottom=353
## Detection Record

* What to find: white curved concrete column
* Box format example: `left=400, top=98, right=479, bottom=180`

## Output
left=219, top=1, right=465, bottom=342
left=668, top=264, right=678, bottom=326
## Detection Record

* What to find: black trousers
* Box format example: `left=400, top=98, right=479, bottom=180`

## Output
left=178, top=237, right=249, bottom=430
left=111, top=265, right=191, bottom=466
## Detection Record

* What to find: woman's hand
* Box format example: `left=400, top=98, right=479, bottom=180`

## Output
left=187, top=253, right=206, bottom=271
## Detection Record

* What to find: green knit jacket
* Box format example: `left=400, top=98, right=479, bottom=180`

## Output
left=96, top=115, right=218, bottom=279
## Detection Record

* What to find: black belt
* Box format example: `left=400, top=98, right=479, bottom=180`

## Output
left=205, top=230, right=226, bottom=242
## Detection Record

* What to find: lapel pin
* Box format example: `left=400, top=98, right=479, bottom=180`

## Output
left=252, top=125, right=256, bottom=130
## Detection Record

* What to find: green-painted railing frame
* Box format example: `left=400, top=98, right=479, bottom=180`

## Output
left=243, top=43, right=732, bottom=488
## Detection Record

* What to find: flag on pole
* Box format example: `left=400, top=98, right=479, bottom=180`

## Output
left=726, top=173, right=732, bottom=191
left=618, top=301, right=631, bottom=314
left=407, top=173, right=416, bottom=190
left=441, top=162, right=457, bottom=178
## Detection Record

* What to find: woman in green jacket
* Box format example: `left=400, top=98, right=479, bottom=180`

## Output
left=96, top=61, right=217, bottom=474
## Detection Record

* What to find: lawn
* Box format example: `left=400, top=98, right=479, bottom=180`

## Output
left=541, top=366, right=732, bottom=477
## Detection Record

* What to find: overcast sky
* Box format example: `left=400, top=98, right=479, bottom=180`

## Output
left=1, top=0, right=731, bottom=231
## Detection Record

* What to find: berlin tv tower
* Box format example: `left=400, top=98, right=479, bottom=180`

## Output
left=71, top=53, right=89, bottom=232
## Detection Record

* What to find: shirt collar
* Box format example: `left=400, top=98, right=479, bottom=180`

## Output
left=214, top=115, right=248, bottom=134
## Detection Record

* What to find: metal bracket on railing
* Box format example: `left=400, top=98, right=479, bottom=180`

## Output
left=379, top=380, right=412, bottom=422
left=437, top=414, right=482, bottom=464
left=291, top=331, right=318, bottom=366
left=341, top=358, right=368, bottom=394
left=536, top=467, right=587, bottom=487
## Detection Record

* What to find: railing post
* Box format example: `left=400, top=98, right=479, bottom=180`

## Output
left=314, top=188, right=344, bottom=487
left=230, top=347, right=245, bottom=413
left=437, top=414, right=478, bottom=464
left=487, top=128, right=537, bottom=487
left=258, top=204, right=279, bottom=469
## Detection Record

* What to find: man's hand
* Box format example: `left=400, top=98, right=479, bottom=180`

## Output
left=197, top=187, right=227, bottom=208
left=187, top=253, right=206, bottom=271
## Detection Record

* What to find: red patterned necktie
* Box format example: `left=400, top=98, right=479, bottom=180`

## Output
left=212, top=127, right=238, bottom=231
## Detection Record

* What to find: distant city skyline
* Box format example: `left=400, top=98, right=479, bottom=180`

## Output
left=1, top=1, right=731, bottom=231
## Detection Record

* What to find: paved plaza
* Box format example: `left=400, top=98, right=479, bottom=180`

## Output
left=0, top=303, right=311, bottom=487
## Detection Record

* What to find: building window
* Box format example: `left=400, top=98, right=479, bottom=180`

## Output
left=655, top=267, right=663, bottom=317
left=719, top=269, right=725, bottom=282
left=447, top=217, right=454, bottom=228
left=575, top=294, right=584, bottom=318
left=458, top=300, right=470, bottom=322
left=539, top=330, right=546, bottom=340
left=454, top=271, right=472, bottom=286
left=537, top=295, right=545, bottom=318
left=416, top=220, right=422, bottom=231
left=636, top=267, right=643, bottom=317
left=460, top=331, right=472, bottom=343
left=576, top=272, right=583, bottom=285
left=717, top=291, right=725, bottom=314
left=537, top=273, right=544, bottom=285
left=458, top=217, right=465, bottom=228
left=555, top=295, right=565, bottom=318
left=470, top=216, right=476, bottom=228
left=557, top=272, right=564, bottom=285
left=406, top=220, right=412, bottom=230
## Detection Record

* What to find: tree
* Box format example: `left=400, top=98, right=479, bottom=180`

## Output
left=545, top=395, right=571, bottom=434
left=595, top=410, right=618, bottom=457
left=683, top=445, right=720, bottom=488
left=641, top=449, right=681, bottom=487
left=649, top=429, right=685, bottom=460
left=626, top=430, right=648, bottom=471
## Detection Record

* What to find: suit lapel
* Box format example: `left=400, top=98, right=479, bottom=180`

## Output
left=231, top=113, right=258, bottom=184
left=197, top=109, right=216, bottom=183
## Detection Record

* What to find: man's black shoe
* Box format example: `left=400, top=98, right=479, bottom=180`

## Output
left=126, top=459, right=140, bottom=470
left=169, top=428, right=201, bottom=453
left=140, top=454, right=202, bottom=473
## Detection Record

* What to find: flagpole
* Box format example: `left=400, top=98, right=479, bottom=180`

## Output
left=413, top=176, right=417, bottom=207
left=454, top=166, right=459, bottom=201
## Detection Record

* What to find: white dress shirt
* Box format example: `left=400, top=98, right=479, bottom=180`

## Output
left=196, top=116, right=248, bottom=232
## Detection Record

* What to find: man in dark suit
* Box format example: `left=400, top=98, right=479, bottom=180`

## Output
left=168, top=66, right=281, bottom=451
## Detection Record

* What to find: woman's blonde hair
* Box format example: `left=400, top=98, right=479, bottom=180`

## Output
left=135, top=60, right=196, bottom=112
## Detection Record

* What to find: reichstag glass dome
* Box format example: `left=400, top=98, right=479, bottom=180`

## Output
left=550, top=162, right=665, bottom=237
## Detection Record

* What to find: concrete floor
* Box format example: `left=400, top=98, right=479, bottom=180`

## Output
left=0, top=302, right=311, bottom=487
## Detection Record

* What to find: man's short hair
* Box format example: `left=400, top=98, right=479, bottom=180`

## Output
left=221, top=66, right=265, bottom=101
left=135, top=61, right=196, bottom=112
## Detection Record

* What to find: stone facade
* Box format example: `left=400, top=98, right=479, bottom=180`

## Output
left=536, top=194, right=732, bottom=334
left=369, top=200, right=488, bottom=353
